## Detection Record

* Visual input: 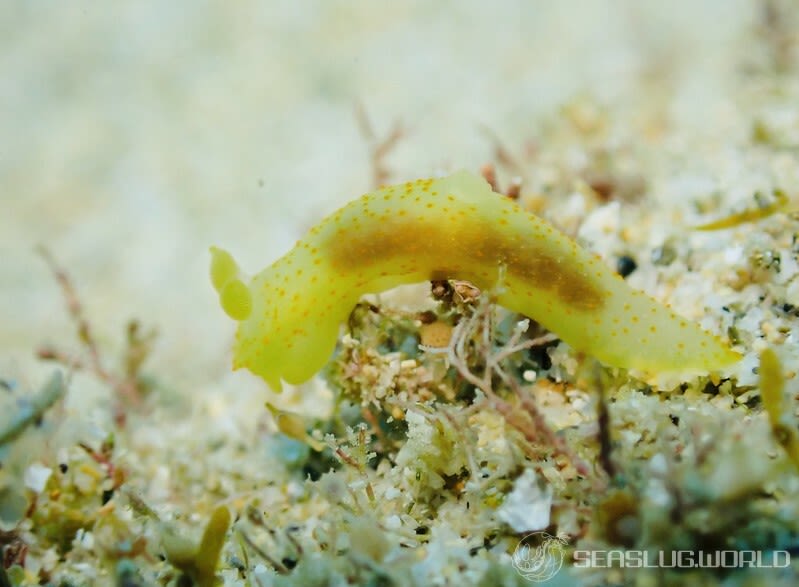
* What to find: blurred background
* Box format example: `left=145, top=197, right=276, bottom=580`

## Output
left=1, top=0, right=758, bottom=390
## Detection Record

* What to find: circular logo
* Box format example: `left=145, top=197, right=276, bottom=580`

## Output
left=511, top=532, right=568, bottom=582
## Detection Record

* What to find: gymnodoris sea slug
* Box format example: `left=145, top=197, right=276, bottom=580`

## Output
left=211, top=171, right=740, bottom=391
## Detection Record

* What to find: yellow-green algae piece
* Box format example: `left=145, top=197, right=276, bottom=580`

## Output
left=695, top=189, right=789, bottom=230
left=162, top=505, right=231, bottom=587
left=759, top=348, right=799, bottom=472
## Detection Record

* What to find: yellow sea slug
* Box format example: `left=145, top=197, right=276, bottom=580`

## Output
left=211, top=171, right=741, bottom=391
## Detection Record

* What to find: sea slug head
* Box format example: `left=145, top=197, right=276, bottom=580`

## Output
left=210, top=246, right=340, bottom=392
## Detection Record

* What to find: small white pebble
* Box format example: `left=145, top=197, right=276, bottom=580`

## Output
left=384, top=514, right=402, bottom=530
left=253, top=564, right=276, bottom=587
left=147, top=466, right=171, bottom=502
left=497, top=469, right=552, bottom=532
left=24, top=463, right=52, bottom=494
left=384, top=487, right=402, bottom=500
left=40, top=548, right=59, bottom=572
left=723, top=245, right=745, bottom=265
left=73, top=471, right=97, bottom=495
left=649, top=453, right=668, bottom=476
left=285, top=480, right=305, bottom=500
left=74, top=529, right=94, bottom=550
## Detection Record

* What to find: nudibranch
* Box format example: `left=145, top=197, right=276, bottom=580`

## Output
left=211, top=171, right=741, bottom=391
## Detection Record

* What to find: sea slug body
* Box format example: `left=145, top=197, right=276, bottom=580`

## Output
left=211, top=171, right=741, bottom=391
